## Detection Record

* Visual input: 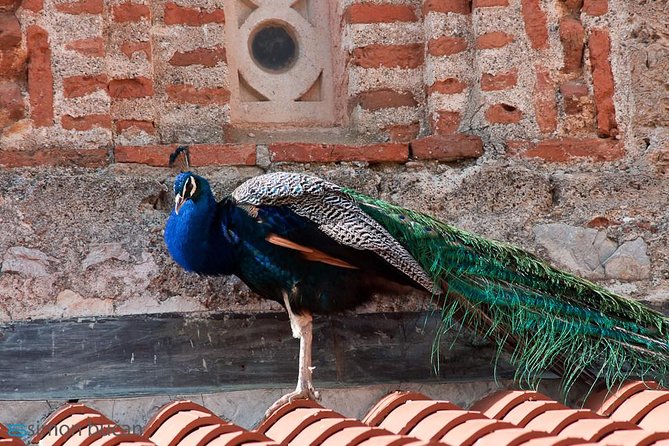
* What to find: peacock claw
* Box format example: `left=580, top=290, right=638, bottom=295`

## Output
left=264, top=385, right=320, bottom=419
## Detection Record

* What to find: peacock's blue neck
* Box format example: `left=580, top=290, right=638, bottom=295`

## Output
left=164, top=193, right=237, bottom=275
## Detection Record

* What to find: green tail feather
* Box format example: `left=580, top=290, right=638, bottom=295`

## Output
left=344, top=188, right=669, bottom=392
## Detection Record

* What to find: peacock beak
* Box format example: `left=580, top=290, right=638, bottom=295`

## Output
left=174, top=194, right=186, bottom=215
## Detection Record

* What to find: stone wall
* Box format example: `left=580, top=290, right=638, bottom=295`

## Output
left=0, top=0, right=667, bottom=321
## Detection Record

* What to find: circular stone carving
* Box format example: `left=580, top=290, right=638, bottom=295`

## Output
left=250, top=24, right=297, bottom=72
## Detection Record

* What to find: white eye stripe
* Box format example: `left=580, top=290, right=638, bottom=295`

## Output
left=181, top=176, right=197, bottom=197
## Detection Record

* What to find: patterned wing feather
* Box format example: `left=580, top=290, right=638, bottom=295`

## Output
left=232, top=172, right=435, bottom=291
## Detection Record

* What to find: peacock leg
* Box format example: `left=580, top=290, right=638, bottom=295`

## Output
left=264, top=292, right=320, bottom=418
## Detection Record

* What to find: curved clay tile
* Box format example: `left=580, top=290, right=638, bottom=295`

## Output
left=287, top=417, right=364, bottom=446
left=32, top=404, right=114, bottom=445
left=176, top=423, right=245, bottom=446
left=470, top=391, right=551, bottom=420
left=256, top=399, right=322, bottom=435
left=584, top=381, right=659, bottom=416
left=523, top=409, right=600, bottom=435
left=438, top=417, right=514, bottom=446
left=407, top=410, right=485, bottom=441
left=204, top=431, right=276, bottom=446
left=86, top=433, right=154, bottom=446
left=500, top=401, right=567, bottom=427
left=517, top=438, right=590, bottom=446
left=557, top=418, right=637, bottom=442
left=598, top=429, right=669, bottom=446
left=260, top=407, right=343, bottom=444
left=363, top=392, right=431, bottom=427
left=148, top=410, right=222, bottom=446
left=143, top=402, right=216, bottom=438
left=637, top=401, right=669, bottom=432
left=354, top=434, right=434, bottom=446
left=378, top=401, right=461, bottom=435
left=607, top=389, right=669, bottom=424
left=474, top=427, right=549, bottom=446
left=35, top=412, right=116, bottom=446
left=319, top=426, right=393, bottom=446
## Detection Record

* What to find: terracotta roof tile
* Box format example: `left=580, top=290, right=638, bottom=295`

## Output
left=8, top=383, right=669, bottom=446
left=636, top=401, right=669, bottom=432
left=470, top=391, right=551, bottom=420
left=557, top=418, right=637, bottom=442
left=597, top=429, right=669, bottom=446
left=500, top=401, right=567, bottom=427
left=363, top=392, right=432, bottom=427
left=584, top=381, right=660, bottom=416
left=523, top=409, right=600, bottom=435
left=406, top=410, right=484, bottom=441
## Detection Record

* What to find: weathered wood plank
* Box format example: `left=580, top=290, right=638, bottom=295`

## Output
left=0, top=312, right=513, bottom=399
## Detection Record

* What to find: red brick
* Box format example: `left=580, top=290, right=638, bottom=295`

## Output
left=61, top=114, right=111, bottom=130
left=533, top=67, right=557, bottom=133
left=21, top=0, right=42, bottom=12
left=475, top=32, right=514, bottom=49
left=485, top=103, right=522, bottom=124
left=428, top=36, right=467, bottom=57
left=0, top=47, right=26, bottom=79
left=351, top=44, right=424, bottom=69
left=163, top=3, right=225, bottom=25
left=113, top=1, right=150, bottom=22
left=120, top=41, right=151, bottom=60
left=63, top=74, right=108, bottom=98
left=169, top=46, right=226, bottom=68
left=269, top=143, right=408, bottom=163
left=582, top=0, right=607, bottom=16
left=562, top=0, right=583, bottom=14
left=481, top=69, right=517, bottom=91
left=520, top=0, right=549, bottom=50
left=65, top=37, right=105, bottom=57
left=560, top=80, right=589, bottom=114
left=559, top=17, right=584, bottom=73
left=189, top=144, right=256, bottom=166
left=167, top=84, right=229, bottom=105
left=108, top=77, right=154, bottom=99
left=0, top=148, right=109, bottom=167
left=520, top=138, right=623, bottom=161
left=386, top=122, right=420, bottom=142
left=345, top=3, right=417, bottom=23
left=432, top=110, right=460, bottom=134
left=588, top=29, right=617, bottom=137
left=0, top=0, right=20, bottom=12
left=423, top=0, right=470, bottom=14
left=55, top=0, right=102, bottom=14
left=411, top=134, right=483, bottom=161
left=0, top=81, right=24, bottom=128
left=428, top=78, right=467, bottom=95
left=473, top=0, right=508, bottom=6
left=114, top=144, right=255, bottom=166
left=115, top=119, right=155, bottom=134
left=356, top=89, right=417, bottom=110
left=27, top=26, right=53, bottom=127
left=0, top=14, right=21, bottom=48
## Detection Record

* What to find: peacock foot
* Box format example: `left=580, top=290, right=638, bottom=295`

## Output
left=264, top=383, right=321, bottom=419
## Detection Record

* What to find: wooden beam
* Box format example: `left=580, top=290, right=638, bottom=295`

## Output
left=0, top=311, right=513, bottom=399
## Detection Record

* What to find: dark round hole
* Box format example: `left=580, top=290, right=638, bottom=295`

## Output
left=251, top=25, right=297, bottom=72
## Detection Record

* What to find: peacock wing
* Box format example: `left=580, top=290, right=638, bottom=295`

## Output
left=231, top=172, right=435, bottom=291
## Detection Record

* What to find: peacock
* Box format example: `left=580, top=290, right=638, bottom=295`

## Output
left=163, top=146, right=669, bottom=415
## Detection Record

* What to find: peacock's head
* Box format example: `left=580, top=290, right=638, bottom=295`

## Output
left=173, top=171, right=211, bottom=215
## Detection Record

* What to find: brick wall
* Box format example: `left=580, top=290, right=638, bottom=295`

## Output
left=0, top=0, right=650, bottom=167
left=0, top=0, right=668, bottom=321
